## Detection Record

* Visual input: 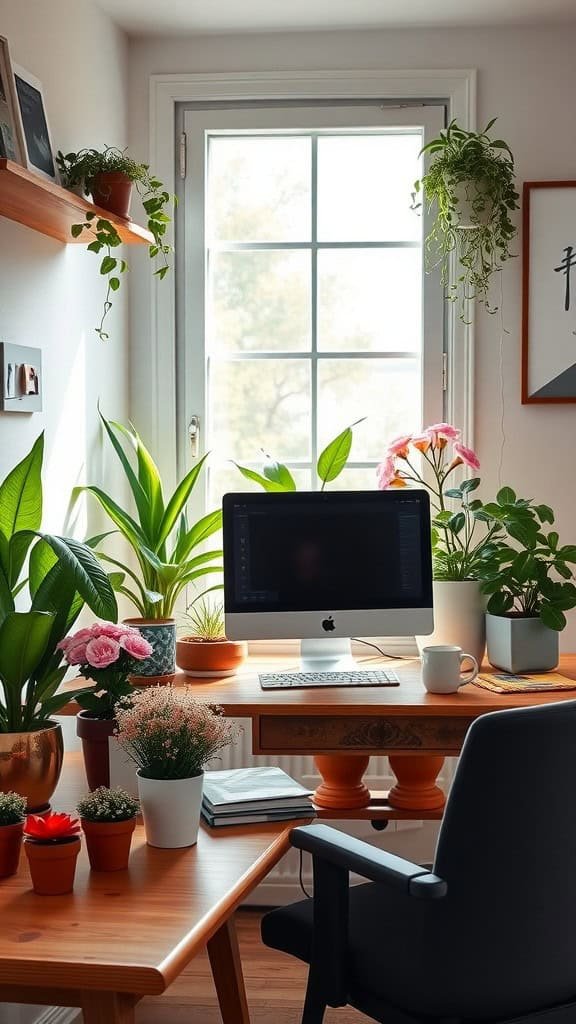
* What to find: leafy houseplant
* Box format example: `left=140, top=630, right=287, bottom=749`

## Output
left=79, top=411, right=223, bottom=683
left=0, top=791, right=26, bottom=878
left=23, top=812, right=82, bottom=894
left=77, top=786, right=139, bottom=872
left=235, top=420, right=364, bottom=492
left=378, top=423, right=501, bottom=664
left=176, top=600, right=247, bottom=678
left=0, top=434, right=117, bottom=810
left=59, top=622, right=153, bottom=791
left=56, top=147, right=175, bottom=341
left=115, top=687, right=238, bottom=848
left=412, top=119, right=519, bottom=320
left=478, top=489, right=576, bottom=671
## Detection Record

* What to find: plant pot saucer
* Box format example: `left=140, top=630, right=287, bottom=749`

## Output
left=180, top=667, right=240, bottom=679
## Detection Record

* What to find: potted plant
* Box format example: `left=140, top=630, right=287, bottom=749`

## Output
left=56, top=146, right=175, bottom=341
left=0, top=435, right=117, bottom=811
left=177, top=600, right=247, bottom=678
left=77, top=786, right=139, bottom=871
left=378, top=423, right=504, bottom=665
left=235, top=419, right=364, bottom=492
left=59, top=622, right=153, bottom=790
left=76, top=410, right=222, bottom=685
left=479, top=488, right=576, bottom=672
left=0, top=792, right=26, bottom=878
left=412, top=119, right=519, bottom=320
left=24, top=812, right=82, bottom=895
left=115, top=687, right=238, bottom=848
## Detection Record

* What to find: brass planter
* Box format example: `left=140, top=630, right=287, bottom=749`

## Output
left=0, top=723, right=64, bottom=812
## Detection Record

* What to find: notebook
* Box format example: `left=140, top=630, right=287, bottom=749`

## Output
left=203, top=766, right=313, bottom=814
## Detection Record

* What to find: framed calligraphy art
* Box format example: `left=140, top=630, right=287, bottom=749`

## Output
left=522, top=180, right=576, bottom=403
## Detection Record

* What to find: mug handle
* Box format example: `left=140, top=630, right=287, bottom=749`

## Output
left=459, top=653, right=479, bottom=686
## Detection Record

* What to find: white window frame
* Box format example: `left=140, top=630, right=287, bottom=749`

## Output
left=139, top=70, right=477, bottom=492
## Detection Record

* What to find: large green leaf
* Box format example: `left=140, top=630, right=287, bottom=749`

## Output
left=233, top=464, right=287, bottom=492
left=7, top=531, right=35, bottom=590
left=132, top=424, right=165, bottom=537
left=157, top=453, right=209, bottom=549
left=540, top=604, right=566, bottom=631
left=98, top=412, right=154, bottom=540
left=41, top=534, right=118, bottom=621
left=174, top=510, right=222, bottom=563
left=317, top=420, right=364, bottom=488
left=0, top=611, right=54, bottom=689
left=0, top=564, right=14, bottom=623
left=28, top=536, right=58, bottom=597
left=262, top=460, right=296, bottom=491
left=82, top=486, right=145, bottom=552
left=0, top=433, right=44, bottom=543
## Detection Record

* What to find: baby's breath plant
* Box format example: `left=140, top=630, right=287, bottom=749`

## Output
left=77, top=787, right=139, bottom=823
left=0, top=792, right=26, bottom=826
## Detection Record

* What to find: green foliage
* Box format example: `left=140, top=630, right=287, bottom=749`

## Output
left=77, top=786, right=139, bottom=822
left=58, top=147, right=176, bottom=341
left=80, top=410, right=222, bottom=619
left=412, top=119, right=519, bottom=321
left=479, top=489, right=576, bottom=631
left=431, top=477, right=505, bottom=581
left=0, top=435, right=117, bottom=733
left=0, top=791, right=26, bottom=825
left=235, top=419, right=364, bottom=492
left=181, top=599, right=226, bottom=641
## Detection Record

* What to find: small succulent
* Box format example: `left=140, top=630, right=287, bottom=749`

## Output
left=77, top=787, right=139, bottom=823
left=24, top=812, right=81, bottom=843
left=0, top=791, right=26, bottom=826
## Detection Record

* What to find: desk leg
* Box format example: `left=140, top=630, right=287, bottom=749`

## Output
left=313, top=754, right=371, bottom=809
left=208, top=914, right=251, bottom=1024
left=388, top=754, right=446, bottom=810
left=82, top=992, right=137, bottom=1023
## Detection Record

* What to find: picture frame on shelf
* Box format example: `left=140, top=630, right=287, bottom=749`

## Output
left=0, top=36, right=25, bottom=164
left=522, top=180, right=576, bottom=403
left=12, top=63, right=58, bottom=182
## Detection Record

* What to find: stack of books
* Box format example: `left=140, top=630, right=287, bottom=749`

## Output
left=201, top=766, right=316, bottom=827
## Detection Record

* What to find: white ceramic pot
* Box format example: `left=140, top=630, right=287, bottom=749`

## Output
left=137, top=772, right=204, bottom=848
left=450, top=179, right=493, bottom=229
left=416, top=580, right=486, bottom=667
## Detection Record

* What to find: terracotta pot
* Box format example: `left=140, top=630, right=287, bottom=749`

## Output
left=0, top=723, right=64, bottom=812
left=91, top=171, right=133, bottom=218
left=24, top=837, right=81, bottom=895
left=176, top=637, right=248, bottom=678
left=76, top=713, right=116, bottom=790
left=81, top=816, right=136, bottom=871
left=0, top=821, right=24, bottom=878
left=123, top=618, right=176, bottom=684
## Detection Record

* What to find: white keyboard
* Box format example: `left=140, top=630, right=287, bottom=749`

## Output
left=259, top=669, right=400, bottom=689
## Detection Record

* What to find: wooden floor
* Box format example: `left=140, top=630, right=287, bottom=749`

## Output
left=138, top=909, right=366, bottom=1024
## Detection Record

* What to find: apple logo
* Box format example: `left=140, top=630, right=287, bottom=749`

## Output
left=322, top=616, right=335, bottom=632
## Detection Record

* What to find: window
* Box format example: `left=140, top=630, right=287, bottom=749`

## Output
left=179, top=104, right=445, bottom=513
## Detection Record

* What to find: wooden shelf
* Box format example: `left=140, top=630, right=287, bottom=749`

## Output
left=0, top=159, right=154, bottom=245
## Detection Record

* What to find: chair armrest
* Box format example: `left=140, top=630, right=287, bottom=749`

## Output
left=290, top=823, right=447, bottom=899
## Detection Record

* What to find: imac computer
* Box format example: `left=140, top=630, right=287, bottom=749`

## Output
left=222, top=490, right=434, bottom=688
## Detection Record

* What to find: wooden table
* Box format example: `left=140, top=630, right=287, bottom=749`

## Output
left=0, top=752, right=307, bottom=1023
left=178, top=653, right=576, bottom=816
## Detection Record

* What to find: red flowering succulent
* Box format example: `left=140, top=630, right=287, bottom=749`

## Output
left=24, top=813, right=81, bottom=843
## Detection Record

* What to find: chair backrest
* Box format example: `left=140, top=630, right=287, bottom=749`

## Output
left=430, top=700, right=576, bottom=1015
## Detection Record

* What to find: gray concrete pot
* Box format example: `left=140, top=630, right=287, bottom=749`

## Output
left=486, top=614, right=559, bottom=673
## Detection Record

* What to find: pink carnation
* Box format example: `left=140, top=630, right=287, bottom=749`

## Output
left=453, top=442, right=480, bottom=470
left=84, top=636, right=121, bottom=669
left=386, top=434, right=412, bottom=458
left=376, top=456, right=397, bottom=490
left=427, top=422, right=461, bottom=441
left=120, top=631, right=153, bottom=660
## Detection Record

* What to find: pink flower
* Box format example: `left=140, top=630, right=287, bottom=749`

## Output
left=66, top=642, right=89, bottom=665
left=120, top=631, right=153, bottom=660
left=386, top=434, right=412, bottom=459
left=453, top=442, right=480, bottom=470
left=427, top=422, right=461, bottom=441
left=411, top=433, right=432, bottom=453
left=84, top=636, right=121, bottom=669
left=376, top=456, right=397, bottom=489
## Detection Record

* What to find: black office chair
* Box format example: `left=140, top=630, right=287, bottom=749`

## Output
left=262, top=701, right=576, bottom=1024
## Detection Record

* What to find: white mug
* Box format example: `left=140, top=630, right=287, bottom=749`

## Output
left=421, top=645, right=479, bottom=694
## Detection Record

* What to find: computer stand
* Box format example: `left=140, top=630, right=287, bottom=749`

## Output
left=299, top=637, right=356, bottom=672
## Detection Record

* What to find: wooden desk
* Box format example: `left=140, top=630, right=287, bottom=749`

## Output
left=179, top=653, right=576, bottom=815
left=0, top=752, right=306, bottom=1024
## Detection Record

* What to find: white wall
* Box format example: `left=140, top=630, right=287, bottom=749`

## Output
left=128, top=24, right=576, bottom=648
left=0, top=2, right=128, bottom=1021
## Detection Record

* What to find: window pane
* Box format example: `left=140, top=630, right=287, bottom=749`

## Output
left=317, top=134, right=421, bottom=242
left=318, top=248, right=421, bottom=352
left=208, top=137, right=311, bottom=242
left=317, top=359, right=421, bottom=461
left=209, top=359, right=311, bottom=461
left=326, top=468, right=379, bottom=491
left=209, top=250, right=311, bottom=352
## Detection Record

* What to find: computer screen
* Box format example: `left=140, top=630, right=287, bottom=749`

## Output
left=223, top=490, right=433, bottom=644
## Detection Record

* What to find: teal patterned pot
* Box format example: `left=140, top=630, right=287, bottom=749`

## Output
left=123, top=618, right=176, bottom=684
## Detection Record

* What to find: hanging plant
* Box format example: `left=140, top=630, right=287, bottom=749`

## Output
left=412, top=119, right=519, bottom=321
left=56, top=147, right=176, bottom=341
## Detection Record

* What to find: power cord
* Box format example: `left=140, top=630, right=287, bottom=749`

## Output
left=299, top=849, right=312, bottom=899
left=352, top=637, right=414, bottom=661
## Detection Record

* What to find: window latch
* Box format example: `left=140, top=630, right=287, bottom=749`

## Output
left=188, top=416, right=200, bottom=458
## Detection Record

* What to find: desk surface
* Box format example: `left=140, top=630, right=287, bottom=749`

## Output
left=177, top=654, right=576, bottom=718
left=0, top=753, right=305, bottom=996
